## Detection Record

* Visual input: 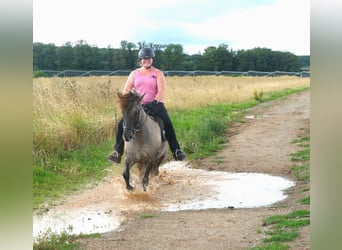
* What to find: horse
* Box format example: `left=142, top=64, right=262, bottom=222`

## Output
left=117, top=91, right=168, bottom=191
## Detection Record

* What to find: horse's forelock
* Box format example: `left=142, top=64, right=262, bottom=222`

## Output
left=118, top=91, right=141, bottom=111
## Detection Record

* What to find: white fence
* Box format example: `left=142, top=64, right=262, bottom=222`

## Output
left=39, top=70, right=310, bottom=78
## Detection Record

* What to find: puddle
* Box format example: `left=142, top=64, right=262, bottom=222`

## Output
left=33, top=162, right=294, bottom=240
left=33, top=206, right=120, bottom=237
left=162, top=171, right=294, bottom=211
left=244, top=114, right=269, bottom=119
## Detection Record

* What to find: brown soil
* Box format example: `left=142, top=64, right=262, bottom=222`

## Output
left=77, top=90, right=310, bottom=250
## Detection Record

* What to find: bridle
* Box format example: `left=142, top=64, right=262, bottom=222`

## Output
left=122, top=103, right=148, bottom=136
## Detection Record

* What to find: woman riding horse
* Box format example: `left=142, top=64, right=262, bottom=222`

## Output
left=108, top=47, right=186, bottom=164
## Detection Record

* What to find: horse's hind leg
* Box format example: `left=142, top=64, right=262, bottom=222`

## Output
left=123, top=161, right=134, bottom=191
left=152, top=154, right=166, bottom=176
left=137, top=163, right=146, bottom=179
left=142, top=163, right=152, bottom=191
left=152, top=163, right=159, bottom=176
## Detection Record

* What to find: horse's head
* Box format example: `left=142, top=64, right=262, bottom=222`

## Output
left=117, top=91, right=145, bottom=142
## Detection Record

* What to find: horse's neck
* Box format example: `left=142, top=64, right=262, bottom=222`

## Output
left=140, top=111, right=159, bottom=132
left=132, top=110, right=158, bottom=141
left=125, top=108, right=166, bottom=159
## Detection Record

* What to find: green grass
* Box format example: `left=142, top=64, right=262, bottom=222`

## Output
left=139, top=213, right=154, bottom=219
left=171, top=100, right=257, bottom=160
left=290, top=149, right=310, bottom=162
left=300, top=196, right=310, bottom=205
left=264, top=210, right=310, bottom=226
left=33, top=140, right=115, bottom=209
left=253, top=210, right=310, bottom=248
left=33, top=228, right=101, bottom=250
left=263, top=230, right=300, bottom=243
left=291, top=135, right=310, bottom=183
left=291, top=163, right=310, bottom=182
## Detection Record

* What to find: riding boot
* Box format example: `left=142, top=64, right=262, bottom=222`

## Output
left=173, top=149, right=187, bottom=161
left=168, top=139, right=187, bottom=161
left=107, top=150, right=122, bottom=163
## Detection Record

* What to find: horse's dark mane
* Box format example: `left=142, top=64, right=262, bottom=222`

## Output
left=117, top=91, right=141, bottom=111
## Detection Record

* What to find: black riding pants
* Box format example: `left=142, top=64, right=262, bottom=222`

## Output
left=113, top=102, right=181, bottom=154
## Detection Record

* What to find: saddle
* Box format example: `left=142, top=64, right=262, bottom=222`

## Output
left=143, top=104, right=167, bottom=142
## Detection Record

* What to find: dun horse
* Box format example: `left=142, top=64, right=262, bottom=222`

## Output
left=117, top=91, right=168, bottom=191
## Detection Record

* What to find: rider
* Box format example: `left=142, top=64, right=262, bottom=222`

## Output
left=107, top=47, right=187, bottom=163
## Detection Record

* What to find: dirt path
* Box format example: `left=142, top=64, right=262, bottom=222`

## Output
left=77, top=90, right=310, bottom=250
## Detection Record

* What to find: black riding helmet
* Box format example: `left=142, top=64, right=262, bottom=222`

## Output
left=138, top=48, right=155, bottom=59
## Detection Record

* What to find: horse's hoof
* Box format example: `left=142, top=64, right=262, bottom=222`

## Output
left=126, top=185, right=134, bottom=191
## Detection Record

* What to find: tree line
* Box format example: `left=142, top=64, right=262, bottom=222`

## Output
left=33, top=40, right=310, bottom=73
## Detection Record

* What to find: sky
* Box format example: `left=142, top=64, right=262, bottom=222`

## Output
left=33, top=0, right=310, bottom=55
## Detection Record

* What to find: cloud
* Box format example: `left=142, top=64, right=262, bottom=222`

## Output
left=184, top=0, right=310, bottom=54
left=33, top=0, right=309, bottom=55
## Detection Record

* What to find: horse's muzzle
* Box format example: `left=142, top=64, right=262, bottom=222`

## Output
left=123, top=131, right=134, bottom=142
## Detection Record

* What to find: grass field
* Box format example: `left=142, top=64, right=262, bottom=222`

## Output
left=33, top=76, right=309, bottom=157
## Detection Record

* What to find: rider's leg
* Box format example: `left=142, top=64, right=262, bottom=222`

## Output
left=153, top=103, right=186, bottom=161
left=107, top=118, right=125, bottom=163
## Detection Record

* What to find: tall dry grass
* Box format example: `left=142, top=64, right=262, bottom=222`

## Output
left=33, top=77, right=124, bottom=163
left=164, top=76, right=310, bottom=110
left=33, top=76, right=310, bottom=164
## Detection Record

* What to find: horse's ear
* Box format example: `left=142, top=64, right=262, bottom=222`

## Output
left=139, top=93, right=145, bottom=103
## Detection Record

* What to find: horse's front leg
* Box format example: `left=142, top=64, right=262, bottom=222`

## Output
left=123, top=159, right=134, bottom=191
left=142, top=163, right=152, bottom=191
